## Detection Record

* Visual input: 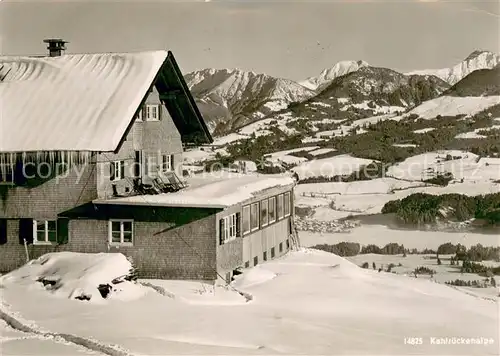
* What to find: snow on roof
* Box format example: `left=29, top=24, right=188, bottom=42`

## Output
left=0, top=51, right=167, bottom=152
left=94, top=174, right=295, bottom=208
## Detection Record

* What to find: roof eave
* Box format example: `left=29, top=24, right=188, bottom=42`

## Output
left=93, top=199, right=226, bottom=209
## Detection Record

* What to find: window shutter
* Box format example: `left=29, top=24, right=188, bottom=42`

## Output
left=13, top=161, right=26, bottom=186
left=120, top=161, right=125, bottom=180
left=158, top=103, right=163, bottom=121
left=236, top=213, right=241, bottom=237
left=219, top=219, right=225, bottom=245
left=110, top=162, right=115, bottom=181
left=56, top=218, right=69, bottom=244
left=19, top=218, right=33, bottom=245
left=0, top=219, right=7, bottom=245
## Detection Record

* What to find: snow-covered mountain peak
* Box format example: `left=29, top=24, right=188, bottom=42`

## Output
left=299, top=60, right=369, bottom=91
left=184, top=67, right=315, bottom=133
left=464, top=50, right=495, bottom=61
left=406, top=50, right=500, bottom=85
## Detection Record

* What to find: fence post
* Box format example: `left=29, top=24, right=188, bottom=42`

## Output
left=23, top=238, right=30, bottom=263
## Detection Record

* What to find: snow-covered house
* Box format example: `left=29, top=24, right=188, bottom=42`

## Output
left=0, top=40, right=295, bottom=281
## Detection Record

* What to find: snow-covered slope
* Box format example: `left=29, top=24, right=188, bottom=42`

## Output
left=299, top=60, right=369, bottom=92
left=407, top=50, right=500, bottom=85
left=184, top=68, right=315, bottom=134
left=407, top=95, right=500, bottom=119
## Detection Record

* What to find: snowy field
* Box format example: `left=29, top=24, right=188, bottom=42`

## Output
left=314, top=114, right=400, bottom=138
left=238, top=114, right=299, bottom=136
left=455, top=125, right=500, bottom=139
left=299, top=225, right=500, bottom=252
left=183, top=146, right=229, bottom=164
left=345, top=253, right=499, bottom=300
left=292, top=154, right=375, bottom=180
left=407, top=96, right=500, bottom=120
left=1, top=249, right=498, bottom=355
left=386, top=150, right=500, bottom=182
left=413, top=127, right=435, bottom=134
left=296, top=179, right=499, bottom=220
left=294, top=149, right=500, bottom=220
left=264, top=146, right=319, bottom=166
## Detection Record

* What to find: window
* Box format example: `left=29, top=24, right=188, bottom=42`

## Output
left=134, top=151, right=142, bottom=178
left=279, top=242, right=283, bottom=253
left=33, top=220, right=57, bottom=244
left=263, top=251, right=267, bottom=261
left=253, top=256, right=258, bottom=266
left=245, top=261, right=250, bottom=268
left=110, top=161, right=125, bottom=182
left=146, top=104, right=159, bottom=121
left=146, top=156, right=158, bottom=177
left=0, top=219, right=7, bottom=245
left=161, top=154, right=173, bottom=172
left=109, top=220, right=133, bottom=244
left=284, top=192, right=291, bottom=217
left=271, top=247, right=275, bottom=258
left=260, top=199, right=269, bottom=227
left=0, top=161, right=14, bottom=184
left=268, top=197, right=276, bottom=223
left=242, top=205, right=250, bottom=235
left=277, top=194, right=284, bottom=220
left=219, top=213, right=237, bottom=244
left=286, top=239, right=290, bottom=250
left=250, top=203, right=259, bottom=231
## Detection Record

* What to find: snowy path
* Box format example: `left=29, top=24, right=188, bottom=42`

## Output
left=0, top=301, right=133, bottom=356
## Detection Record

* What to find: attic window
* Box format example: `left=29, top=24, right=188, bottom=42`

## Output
left=146, top=105, right=160, bottom=121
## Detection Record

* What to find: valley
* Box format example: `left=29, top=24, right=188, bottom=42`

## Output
left=182, top=50, right=500, bottom=304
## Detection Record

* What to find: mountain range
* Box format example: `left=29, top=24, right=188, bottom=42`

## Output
left=184, top=50, right=500, bottom=136
left=406, top=50, right=500, bottom=85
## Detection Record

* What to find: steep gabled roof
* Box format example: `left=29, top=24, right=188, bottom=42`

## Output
left=0, top=50, right=212, bottom=154
left=157, top=52, right=212, bottom=146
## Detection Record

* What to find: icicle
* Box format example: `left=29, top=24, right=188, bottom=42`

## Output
left=0, top=154, right=4, bottom=181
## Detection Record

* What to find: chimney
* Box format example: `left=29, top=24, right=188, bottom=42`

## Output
left=43, top=39, right=68, bottom=57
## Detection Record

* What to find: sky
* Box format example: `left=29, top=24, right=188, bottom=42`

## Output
left=0, top=0, right=498, bottom=81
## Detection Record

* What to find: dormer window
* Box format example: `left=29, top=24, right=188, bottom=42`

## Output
left=146, top=104, right=160, bottom=121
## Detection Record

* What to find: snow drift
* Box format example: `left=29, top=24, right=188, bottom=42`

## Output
left=0, top=249, right=498, bottom=355
left=0, top=252, right=145, bottom=303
